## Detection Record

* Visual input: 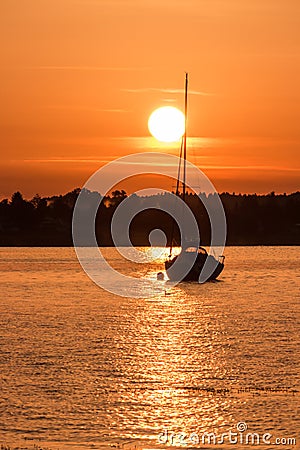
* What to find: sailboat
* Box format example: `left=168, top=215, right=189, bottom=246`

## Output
left=165, top=73, right=225, bottom=282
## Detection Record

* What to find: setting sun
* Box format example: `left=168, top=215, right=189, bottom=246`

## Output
left=148, top=106, right=185, bottom=143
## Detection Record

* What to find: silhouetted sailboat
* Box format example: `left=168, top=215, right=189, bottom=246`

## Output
left=165, top=73, right=225, bottom=282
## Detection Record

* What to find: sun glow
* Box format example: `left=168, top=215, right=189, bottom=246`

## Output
left=148, top=106, right=185, bottom=143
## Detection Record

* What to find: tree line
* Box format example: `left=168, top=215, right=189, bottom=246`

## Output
left=0, top=188, right=299, bottom=246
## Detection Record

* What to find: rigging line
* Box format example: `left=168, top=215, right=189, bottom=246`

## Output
left=169, top=137, right=183, bottom=258
left=182, top=72, right=188, bottom=203
left=169, top=73, right=188, bottom=258
left=181, top=72, right=188, bottom=249
left=176, top=137, right=184, bottom=196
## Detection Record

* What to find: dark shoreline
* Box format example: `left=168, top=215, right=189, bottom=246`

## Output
left=1, top=244, right=299, bottom=247
left=1, top=190, right=299, bottom=247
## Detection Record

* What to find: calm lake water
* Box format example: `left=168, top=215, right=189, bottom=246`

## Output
left=0, top=247, right=299, bottom=450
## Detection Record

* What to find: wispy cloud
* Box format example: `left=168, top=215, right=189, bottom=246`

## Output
left=33, top=65, right=150, bottom=71
left=18, top=158, right=300, bottom=172
left=42, top=105, right=129, bottom=113
left=201, top=165, right=300, bottom=172
left=162, top=98, right=177, bottom=103
left=7, top=153, right=300, bottom=173
left=112, top=136, right=222, bottom=149
left=122, top=87, right=213, bottom=96
left=20, top=158, right=111, bottom=164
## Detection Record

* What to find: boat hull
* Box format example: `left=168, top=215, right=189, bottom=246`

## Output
left=165, top=253, right=224, bottom=282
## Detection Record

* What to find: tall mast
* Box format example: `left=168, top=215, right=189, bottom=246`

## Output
left=168, top=73, right=188, bottom=258
left=182, top=72, right=188, bottom=203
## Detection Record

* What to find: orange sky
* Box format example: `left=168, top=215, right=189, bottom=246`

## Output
left=1, top=0, right=300, bottom=198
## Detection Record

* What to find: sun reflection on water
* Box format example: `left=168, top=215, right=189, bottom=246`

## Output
left=109, top=285, right=237, bottom=442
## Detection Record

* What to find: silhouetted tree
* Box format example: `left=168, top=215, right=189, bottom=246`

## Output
left=10, top=191, right=35, bottom=231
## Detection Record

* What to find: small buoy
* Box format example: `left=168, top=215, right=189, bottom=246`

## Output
left=157, top=272, right=164, bottom=280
